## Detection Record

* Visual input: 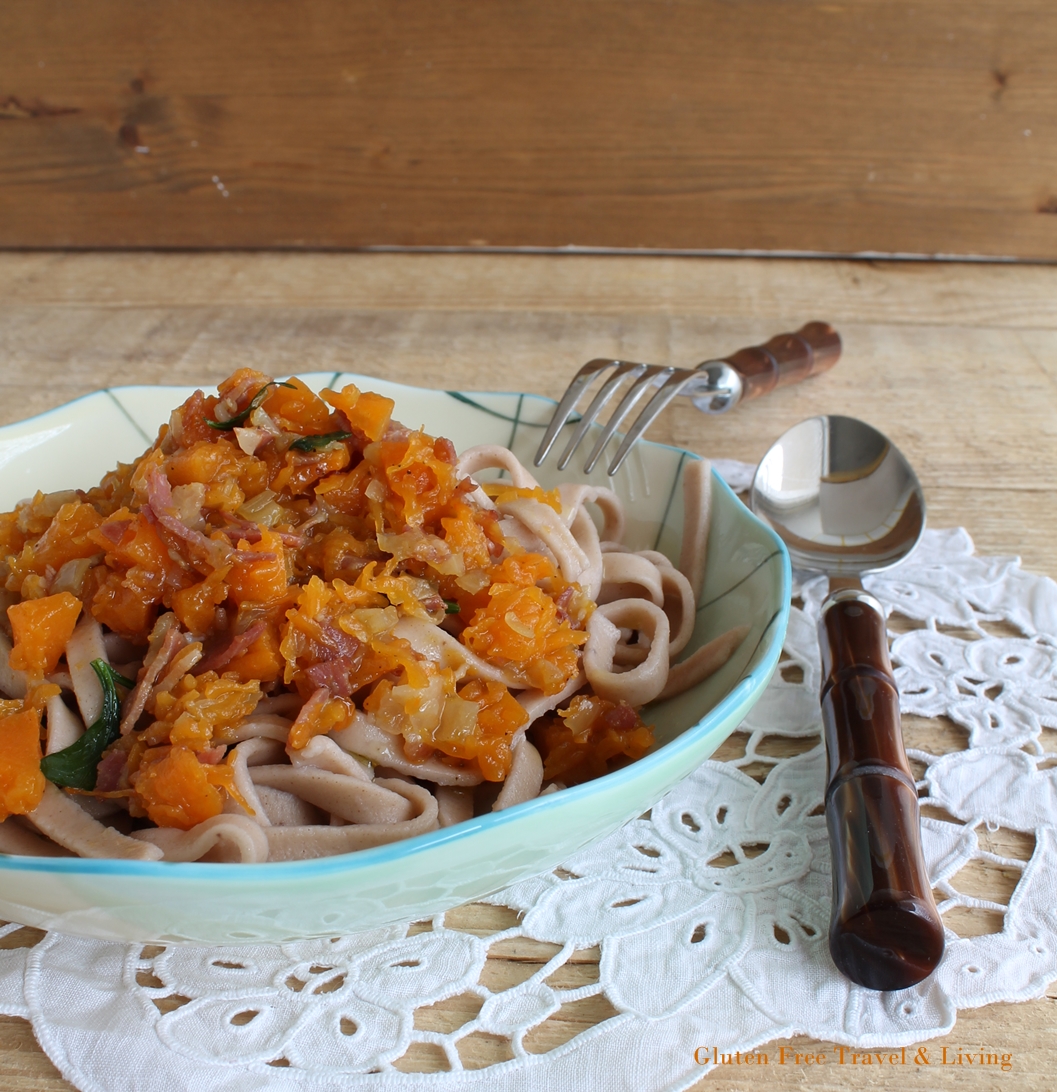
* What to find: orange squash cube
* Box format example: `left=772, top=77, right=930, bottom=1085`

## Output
left=0, top=707, right=45, bottom=821
left=8, top=592, right=83, bottom=676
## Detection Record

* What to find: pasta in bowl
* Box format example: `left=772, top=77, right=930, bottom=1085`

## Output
left=0, top=373, right=789, bottom=943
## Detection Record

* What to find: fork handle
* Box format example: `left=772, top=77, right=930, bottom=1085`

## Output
left=724, top=321, right=841, bottom=402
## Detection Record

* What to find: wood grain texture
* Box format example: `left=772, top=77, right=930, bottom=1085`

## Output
left=0, top=251, right=1055, bottom=1089
left=3, top=2, right=1057, bottom=256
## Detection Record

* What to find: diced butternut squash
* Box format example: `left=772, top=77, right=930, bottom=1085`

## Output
left=8, top=592, right=83, bottom=676
left=324, top=384, right=394, bottom=442
left=88, top=569, right=158, bottom=639
left=224, top=624, right=284, bottom=684
left=131, top=745, right=226, bottom=830
left=0, top=708, right=45, bottom=821
left=261, top=377, right=333, bottom=433
left=171, top=566, right=231, bottom=635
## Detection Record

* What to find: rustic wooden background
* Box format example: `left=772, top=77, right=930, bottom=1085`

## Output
left=2, top=0, right=1057, bottom=256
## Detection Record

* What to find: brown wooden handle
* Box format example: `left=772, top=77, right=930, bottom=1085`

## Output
left=819, top=591, right=945, bottom=991
left=724, top=321, right=841, bottom=402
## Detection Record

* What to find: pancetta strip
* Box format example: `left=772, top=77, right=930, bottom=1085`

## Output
left=131, top=814, right=269, bottom=863
left=147, top=468, right=271, bottom=568
left=434, top=786, right=474, bottom=828
left=0, top=816, right=71, bottom=857
left=46, top=693, right=85, bottom=754
left=195, top=622, right=265, bottom=675
left=493, top=738, right=543, bottom=811
left=65, top=615, right=109, bottom=726
left=584, top=600, right=671, bottom=706
left=29, top=783, right=162, bottom=860
left=152, top=641, right=204, bottom=696
left=264, top=779, right=439, bottom=861
left=655, top=625, right=750, bottom=702
left=331, top=713, right=483, bottom=786
left=249, top=765, right=414, bottom=825
left=119, top=625, right=187, bottom=736
left=678, top=457, right=712, bottom=601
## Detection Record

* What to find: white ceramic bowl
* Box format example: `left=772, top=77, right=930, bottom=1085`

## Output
left=0, top=374, right=790, bottom=944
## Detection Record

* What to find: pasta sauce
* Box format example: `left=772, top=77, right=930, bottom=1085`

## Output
left=0, top=372, right=741, bottom=862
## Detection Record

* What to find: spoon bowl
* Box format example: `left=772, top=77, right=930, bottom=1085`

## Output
left=751, top=415, right=925, bottom=576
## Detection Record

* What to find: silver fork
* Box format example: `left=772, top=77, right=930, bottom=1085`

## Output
left=534, top=322, right=841, bottom=476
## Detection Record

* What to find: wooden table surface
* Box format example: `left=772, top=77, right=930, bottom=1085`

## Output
left=5, top=1, right=1057, bottom=259
left=0, top=251, right=1055, bottom=1090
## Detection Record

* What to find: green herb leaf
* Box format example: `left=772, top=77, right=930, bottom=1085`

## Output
left=290, top=431, right=353, bottom=452
left=207, top=381, right=295, bottom=431
left=40, top=660, right=124, bottom=791
left=444, top=599, right=461, bottom=615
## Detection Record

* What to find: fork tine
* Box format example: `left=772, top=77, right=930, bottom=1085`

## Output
left=556, top=361, right=647, bottom=470
left=534, top=358, right=619, bottom=466
left=581, top=365, right=674, bottom=473
left=605, top=368, right=692, bottom=475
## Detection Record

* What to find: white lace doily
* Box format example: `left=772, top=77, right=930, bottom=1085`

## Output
left=3, top=524, right=1057, bottom=1092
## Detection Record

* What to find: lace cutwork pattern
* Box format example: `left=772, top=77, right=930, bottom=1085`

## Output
left=3, top=525, right=1057, bottom=1092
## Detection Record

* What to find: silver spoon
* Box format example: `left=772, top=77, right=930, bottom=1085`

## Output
left=751, top=415, right=944, bottom=991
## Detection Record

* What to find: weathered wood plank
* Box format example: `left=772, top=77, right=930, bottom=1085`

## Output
left=3, top=252, right=1057, bottom=329
left=2, top=2, right=1057, bottom=255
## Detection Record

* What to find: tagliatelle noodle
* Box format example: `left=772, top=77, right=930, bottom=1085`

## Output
left=0, top=372, right=750, bottom=862
left=263, top=780, right=439, bottom=861
left=455, top=444, right=542, bottom=490
left=598, top=552, right=665, bottom=607
left=0, top=816, right=71, bottom=856
left=655, top=624, right=752, bottom=703
left=557, top=483, right=625, bottom=544
left=29, top=784, right=163, bottom=861
left=288, top=735, right=373, bottom=781
left=224, top=737, right=282, bottom=824
left=678, top=457, right=712, bottom=601
left=435, top=784, right=475, bottom=828
left=65, top=616, right=108, bottom=726
left=248, top=765, right=415, bottom=825
left=330, top=714, right=485, bottom=787
left=45, top=693, right=82, bottom=755
left=584, top=600, right=672, bottom=706
left=493, top=737, right=544, bottom=812
left=131, top=813, right=269, bottom=863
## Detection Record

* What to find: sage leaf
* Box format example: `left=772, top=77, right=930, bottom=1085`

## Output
left=290, top=431, right=353, bottom=452
left=40, top=660, right=126, bottom=791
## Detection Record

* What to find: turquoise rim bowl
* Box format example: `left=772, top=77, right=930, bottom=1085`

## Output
left=0, top=374, right=790, bottom=943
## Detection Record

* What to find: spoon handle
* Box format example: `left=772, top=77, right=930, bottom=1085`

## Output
left=818, top=588, right=945, bottom=991
left=722, top=321, right=841, bottom=402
